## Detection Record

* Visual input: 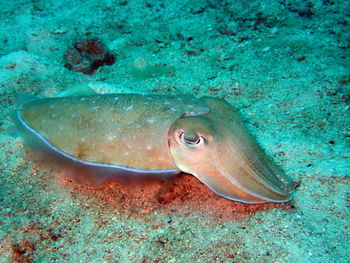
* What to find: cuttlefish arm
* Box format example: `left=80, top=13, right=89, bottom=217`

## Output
left=168, top=96, right=295, bottom=203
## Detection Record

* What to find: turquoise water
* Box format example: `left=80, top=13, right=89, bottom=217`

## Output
left=0, top=0, right=349, bottom=262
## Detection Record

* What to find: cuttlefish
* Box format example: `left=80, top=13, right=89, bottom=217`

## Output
left=13, top=93, right=295, bottom=204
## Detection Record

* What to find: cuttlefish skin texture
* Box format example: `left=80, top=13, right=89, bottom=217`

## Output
left=15, top=93, right=295, bottom=204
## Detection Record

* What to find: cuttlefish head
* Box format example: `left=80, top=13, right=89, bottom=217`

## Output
left=168, top=97, right=295, bottom=204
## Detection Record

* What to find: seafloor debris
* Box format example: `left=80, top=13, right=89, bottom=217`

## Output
left=64, top=38, right=115, bottom=75
left=131, top=57, right=175, bottom=80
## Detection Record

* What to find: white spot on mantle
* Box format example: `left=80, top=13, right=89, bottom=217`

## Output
left=125, top=105, right=134, bottom=111
left=146, top=118, right=156, bottom=124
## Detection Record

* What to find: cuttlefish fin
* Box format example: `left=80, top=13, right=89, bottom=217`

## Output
left=15, top=92, right=38, bottom=107
left=168, top=97, right=295, bottom=203
left=55, top=85, right=97, bottom=97
left=8, top=93, right=38, bottom=137
left=15, top=85, right=97, bottom=106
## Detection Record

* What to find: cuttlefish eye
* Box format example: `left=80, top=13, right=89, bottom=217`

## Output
left=177, top=129, right=206, bottom=148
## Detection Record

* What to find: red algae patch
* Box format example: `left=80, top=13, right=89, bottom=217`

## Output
left=64, top=38, right=115, bottom=75
left=57, top=172, right=291, bottom=222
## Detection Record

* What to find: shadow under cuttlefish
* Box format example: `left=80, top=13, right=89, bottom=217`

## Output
left=22, top=139, right=293, bottom=221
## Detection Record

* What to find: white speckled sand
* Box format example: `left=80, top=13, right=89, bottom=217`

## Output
left=0, top=1, right=349, bottom=262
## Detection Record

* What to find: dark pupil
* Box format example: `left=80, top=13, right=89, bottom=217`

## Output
left=184, top=133, right=200, bottom=144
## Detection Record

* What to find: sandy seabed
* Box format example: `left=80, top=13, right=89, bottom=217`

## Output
left=0, top=1, right=349, bottom=262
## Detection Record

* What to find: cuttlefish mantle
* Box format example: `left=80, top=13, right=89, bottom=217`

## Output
left=13, top=93, right=295, bottom=204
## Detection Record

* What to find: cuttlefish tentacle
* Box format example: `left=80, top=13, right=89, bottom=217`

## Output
left=168, top=97, right=294, bottom=203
